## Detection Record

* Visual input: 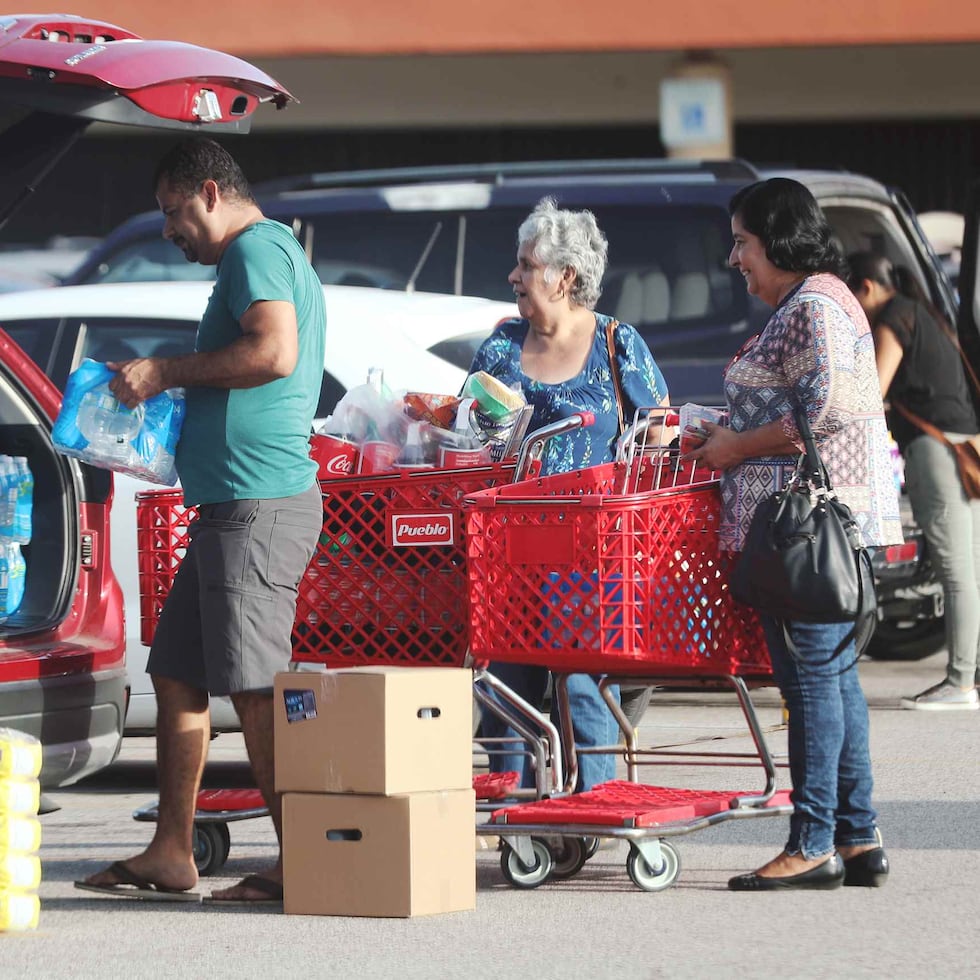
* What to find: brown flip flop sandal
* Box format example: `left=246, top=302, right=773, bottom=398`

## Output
left=204, top=874, right=284, bottom=907
left=74, top=860, right=202, bottom=903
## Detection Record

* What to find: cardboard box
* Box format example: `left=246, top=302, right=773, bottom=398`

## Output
left=283, top=789, right=476, bottom=918
left=274, top=666, right=472, bottom=794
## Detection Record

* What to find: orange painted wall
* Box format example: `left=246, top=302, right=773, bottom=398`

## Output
left=70, top=2, right=980, bottom=57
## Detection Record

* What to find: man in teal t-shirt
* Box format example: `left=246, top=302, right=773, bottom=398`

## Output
left=78, top=138, right=324, bottom=908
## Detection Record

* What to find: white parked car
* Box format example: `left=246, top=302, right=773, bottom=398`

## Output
left=0, top=281, right=517, bottom=732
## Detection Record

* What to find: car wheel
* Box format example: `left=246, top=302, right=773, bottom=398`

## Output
left=864, top=618, right=946, bottom=661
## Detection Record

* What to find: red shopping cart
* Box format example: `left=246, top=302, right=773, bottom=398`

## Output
left=132, top=415, right=590, bottom=874
left=461, top=413, right=792, bottom=891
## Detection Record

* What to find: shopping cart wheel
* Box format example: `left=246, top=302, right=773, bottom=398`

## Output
left=546, top=836, right=590, bottom=880
left=500, top=838, right=553, bottom=889
left=193, top=821, right=231, bottom=877
left=583, top=836, right=601, bottom=860
left=626, top=840, right=680, bottom=892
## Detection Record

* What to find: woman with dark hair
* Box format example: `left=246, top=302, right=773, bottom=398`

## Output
left=847, top=251, right=980, bottom=711
left=689, top=178, right=902, bottom=890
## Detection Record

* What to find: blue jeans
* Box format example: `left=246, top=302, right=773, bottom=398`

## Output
left=762, top=617, right=879, bottom=859
left=480, top=662, right=620, bottom=792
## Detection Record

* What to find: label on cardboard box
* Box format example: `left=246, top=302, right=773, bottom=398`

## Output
left=282, top=688, right=317, bottom=723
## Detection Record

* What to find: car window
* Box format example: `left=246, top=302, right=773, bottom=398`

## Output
left=299, top=203, right=749, bottom=353
left=91, top=238, right=215, bottom=285
left=822, top=199, right=938, bottom=304
left=77, top=319, right=198, bottom=368
left=0, top=317, right=63, bottom=376
left=76, top=316, right=338, bottom=419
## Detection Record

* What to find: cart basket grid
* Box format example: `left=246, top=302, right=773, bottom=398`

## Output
left=136, top=462, right=516, bottom=667
left=463, top=458, right=771, bottom=677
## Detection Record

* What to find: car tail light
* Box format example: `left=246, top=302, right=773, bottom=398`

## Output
left=882, top=542, right=918, bottom=564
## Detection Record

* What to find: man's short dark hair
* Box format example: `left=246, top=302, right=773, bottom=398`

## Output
left=153, top=137, right=255, bottom=204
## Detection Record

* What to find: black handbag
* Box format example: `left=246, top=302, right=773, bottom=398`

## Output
left=730, top=407, right=877, bottom=661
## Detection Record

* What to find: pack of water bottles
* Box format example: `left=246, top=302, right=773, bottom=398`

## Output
left=52, top=359, right=185, bottom=486
left=0, top=455, right=32, bottom=623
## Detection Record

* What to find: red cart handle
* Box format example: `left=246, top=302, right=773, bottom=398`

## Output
left=514, top=411, right=595, bottom=482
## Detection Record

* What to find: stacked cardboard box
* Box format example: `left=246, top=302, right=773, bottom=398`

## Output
left=275, top=666, right=475, bottom=917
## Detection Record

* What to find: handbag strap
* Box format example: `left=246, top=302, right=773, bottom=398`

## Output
left=604, top=318, right=626, bottom=436
left=935, top=315, right=980, bottom=401
left=891, top=401, right=956, bottom=449
left=792, top=406, right=834, bottom=491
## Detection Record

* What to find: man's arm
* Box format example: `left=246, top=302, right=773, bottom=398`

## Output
left=108, top=300, right=298, bottom=408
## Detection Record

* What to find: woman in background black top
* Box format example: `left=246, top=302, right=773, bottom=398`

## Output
left=848, top=252, right=980, bottom=711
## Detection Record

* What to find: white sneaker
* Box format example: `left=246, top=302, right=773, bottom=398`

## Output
left=900, top=681, right=979, bottom=711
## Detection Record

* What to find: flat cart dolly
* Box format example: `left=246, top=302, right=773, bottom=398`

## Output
left=131, top=416, right=591, bottom=874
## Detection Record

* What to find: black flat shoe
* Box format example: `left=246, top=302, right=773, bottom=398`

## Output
left=728, top=853, right=845, bottom=891
left=842, top=846, right=889, bottom=887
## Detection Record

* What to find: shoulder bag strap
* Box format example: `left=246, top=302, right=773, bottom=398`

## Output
left=892, top=400, right=956, bottom=448
left=604, top=318, right=626, bottom=436
left=935, top=316, right=980, bottom=400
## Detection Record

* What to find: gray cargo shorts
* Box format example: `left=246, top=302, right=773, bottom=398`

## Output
left=147, top=483, right=323, bottom=696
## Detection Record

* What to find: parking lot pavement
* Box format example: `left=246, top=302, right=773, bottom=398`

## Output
left=5, top=647, right=978, bottom=979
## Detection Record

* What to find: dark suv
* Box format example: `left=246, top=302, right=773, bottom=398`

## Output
left=65, top=158, right=964, bottom=660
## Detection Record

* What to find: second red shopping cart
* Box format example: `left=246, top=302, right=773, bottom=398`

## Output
left=462, top=443, right=791, bottom=891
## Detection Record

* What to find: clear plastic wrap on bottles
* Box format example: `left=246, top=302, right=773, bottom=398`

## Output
left=52, top=359, right=185, bottom=486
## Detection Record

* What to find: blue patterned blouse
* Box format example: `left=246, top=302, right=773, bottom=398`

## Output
left=468, top=312, right=668, bottom=475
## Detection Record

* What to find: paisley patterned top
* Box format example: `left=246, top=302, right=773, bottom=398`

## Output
left=468, top=312, right=668, bottom=476
left=721, top=273, right=903, bottom=551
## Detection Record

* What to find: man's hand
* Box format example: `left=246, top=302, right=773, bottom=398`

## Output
left=107, top=358, right=168, bottom=408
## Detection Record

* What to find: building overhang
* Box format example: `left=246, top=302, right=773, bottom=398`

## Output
left=66, top=2, right=980, bottom=58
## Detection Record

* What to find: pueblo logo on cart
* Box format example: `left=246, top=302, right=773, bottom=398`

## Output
left=390, top=513, right=455, bottom=547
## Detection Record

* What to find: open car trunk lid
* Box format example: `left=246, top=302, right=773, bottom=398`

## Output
left=0, top=13, right=295, bottom=231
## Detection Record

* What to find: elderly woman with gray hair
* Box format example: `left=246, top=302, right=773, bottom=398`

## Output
left=470, top=197, right=669, bottom=792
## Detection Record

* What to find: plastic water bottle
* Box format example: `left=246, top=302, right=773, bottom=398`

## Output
left=0, top=853, right=40, bottom=891
left=11, top=458, right=32, bottom=545
left=0, top=459, right=14, bottom=540
left=0, top=891, right=40, bottom=932
left=76, top=390, right=142, bottom=465
left=4, top=544, right=24, bottom=619
left=0, top=729, right=41, bottom=782
left=0, top=543, right=8, bottom=625
left=0, top=777, right=40, bottom=816
left=0, top=816, right=41, bottom=852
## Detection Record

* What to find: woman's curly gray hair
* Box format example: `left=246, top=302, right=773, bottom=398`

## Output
left=517, top=197, right=607, bottom=310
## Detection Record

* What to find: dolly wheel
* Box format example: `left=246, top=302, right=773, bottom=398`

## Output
left=626, top=840, right=680, bottom=892
left=193, top=822, right=231, bottom=876
left=500, top=838, right=553, bottom=889
left=547, top=836, right=590, bottom=880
